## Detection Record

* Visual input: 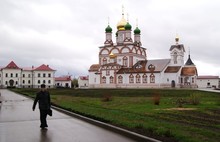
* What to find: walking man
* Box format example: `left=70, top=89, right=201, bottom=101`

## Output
left=32, top=84, right=51, bottom=129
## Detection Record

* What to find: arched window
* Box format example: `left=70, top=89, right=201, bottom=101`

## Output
left=129, top=74, right=134, bottom=83
left=102, top=76, right=106, bottom=84
left=136, top=74, right=141, bottom=83
left=110, top=76, right=114, bottom=84
left=142, top=74, right=147, bottom=83
left=103, top=58, right=107, bottom=65
left=123, top=56, right=128, bottom=67
left=150, top=74, right=155, bottom=83
left=174, top=52, right=177, bottom=64
left=118, top=75, right=123, bottom=84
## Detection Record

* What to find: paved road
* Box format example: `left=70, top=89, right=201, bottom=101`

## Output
left=0, top=89, right=137, bottom=142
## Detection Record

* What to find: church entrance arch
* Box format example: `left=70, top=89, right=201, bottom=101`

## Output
left=9, top=79, right=14, bottom=87
left=171, top=80, right=175, bottom=88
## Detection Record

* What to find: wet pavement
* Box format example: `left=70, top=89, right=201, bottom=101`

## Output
left=0, top=89, right=137, bottom=142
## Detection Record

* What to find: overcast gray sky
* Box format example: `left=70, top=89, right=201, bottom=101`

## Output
left=0, top=0, right=220, bottom=77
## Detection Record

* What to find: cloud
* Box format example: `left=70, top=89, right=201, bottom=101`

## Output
left=0, top=0, right=220, bottom=77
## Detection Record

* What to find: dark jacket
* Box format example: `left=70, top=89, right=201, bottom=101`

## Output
left=33, top=90, right=51, bottom=110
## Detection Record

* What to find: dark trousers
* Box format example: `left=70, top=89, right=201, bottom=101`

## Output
left=40, top=109, right=48, bottom=128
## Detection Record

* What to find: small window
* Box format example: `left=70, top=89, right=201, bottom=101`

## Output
left=6, top=73, right=8, bottom=77
left=48, top=73, right=51, bottom=77
left=38, top=80, right=40, bottom=84
left=43, top=73, right=46, bottom=77
left=23, top=74, right=25, bottom=77
left=38, top=73, right=41, bottom=77
left=23, top=80, right=25, bottom=84
left=11, top=73, right=13, bottom=77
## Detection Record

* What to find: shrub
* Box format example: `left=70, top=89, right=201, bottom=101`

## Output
left=101, top=94, right=112, bottom=102
left=189, top=93, right=200, bottom=105
left=152, top=92, right=161, bottom=105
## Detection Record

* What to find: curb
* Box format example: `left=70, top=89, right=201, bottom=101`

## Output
left=52, top=105, right=162, bottom=142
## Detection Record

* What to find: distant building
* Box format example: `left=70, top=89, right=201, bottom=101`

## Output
left=88, top=9, right=198, bottom=88
left=55, top=76, right=72, bottom=88
left=0, top=61, right=56, bottom=88
left=78, top=76, right=89, bottom=88
left=197, top=76, right=220, bottom=88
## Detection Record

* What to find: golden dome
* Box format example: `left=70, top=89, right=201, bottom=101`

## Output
left=109, top=52, right=116, bottom=58
left=117, top=15, right=127, bottom=30
left=175, top=35, right=179, bottom=44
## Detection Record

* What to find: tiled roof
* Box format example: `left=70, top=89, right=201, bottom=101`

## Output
left=181, top=67, right=197, bottom=76
left=117, top=59, right=170, bottom=74
left=34, top=64, right=55, bottom=71
left=197, top=76, right=219, bottom=79
left=169, top=44, right=185, bottom=52
left=164, top=66, right=181, bottom=73
left=146, top=59, right=170, bottom=72
left=4, top=61, right=21, bottom=69
left=79, top=76, right=89, bottom=80
left=55, top=76, right=71, bottom=81
left=185, top=55, right=194, bottom=65
left=89, top=64, right=100, bottom=71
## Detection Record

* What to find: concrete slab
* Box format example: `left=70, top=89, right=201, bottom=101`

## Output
left=0, top=89, right=136, bottom=142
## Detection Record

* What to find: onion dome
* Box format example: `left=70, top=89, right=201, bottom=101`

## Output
left=134, top=27, right=141, bottom=34
left=175, top=35, right=179, bottom=44
left=109, top=52, right=116, bottom=58
left=115, top=31, right=118, bottom=37
left=125, top=22, right=132, bottom=30
left=117, top=15, right=127, bottom=31
left=105, top=25, right=112, bottom=33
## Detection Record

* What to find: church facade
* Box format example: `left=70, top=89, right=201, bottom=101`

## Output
left=89, top=11, right=198, bottom=88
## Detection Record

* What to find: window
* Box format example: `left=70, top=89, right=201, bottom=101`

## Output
left=23, top=80, right=25, bottom=84
left=43, top=80, right=46, bottom=84
left=174, top=52, right=177, bottom=64
left=15, top=81, right=18, bottom=85
left=23, top=74, right=25, bottom=77
left=150, top=74, right=155, bottom=83
left=129, top=74, right=134, bottom=83
left=102, top=76, right=106, bottom=84
left=192, top=77, right=194, bottom=83
left=103, top=58, right=107, bottom=65
left=123, top=56, right=128, bottom=67
left=48, top=80, right=51, bottom=84
left=48, top=73, right=51, bottom=77
left=136, top=74, right=141, bottom=83
left=110, top=76, right=114, bottom=84
left=28, top=74, right=31, bottom=78
left=5, top=81, right=8, bottom=85
left=38, top=80, right=40, bottom=84
left=11, top=73, right=13, bottom=77
left=38, top=73, right=41, bottom=77
left=28, top=80, right=31, bottom=84
left=142, top=74, right=147, bottom=83
left=106, top=70, right=110, bottom=76
left=16, top=73, right=18, bottom=77
left=43, top=73, right=46, bottom=77
left=6, top=73, right=8, bottom=77
left=118, top=75, right=123, bottom=84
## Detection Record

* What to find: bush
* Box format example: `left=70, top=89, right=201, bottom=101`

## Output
left=152, top=92, right=161, bottom=105
left=189, top=93, right=200, bottom=105
left=101, top=94, right=112, bottom=102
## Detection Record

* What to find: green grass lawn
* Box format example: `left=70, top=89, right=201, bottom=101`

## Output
left=12, top=88, right=220, bottom=142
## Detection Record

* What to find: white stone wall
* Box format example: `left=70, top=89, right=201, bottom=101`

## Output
left=197, top=79, right=219, bottom=88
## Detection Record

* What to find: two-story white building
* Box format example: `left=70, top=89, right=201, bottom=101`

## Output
left=0, top=61, right=56, bottom=88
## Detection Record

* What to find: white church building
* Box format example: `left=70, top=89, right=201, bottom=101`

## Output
left=89, top=10, right=197, bottom=88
